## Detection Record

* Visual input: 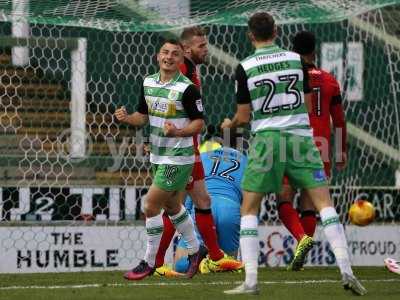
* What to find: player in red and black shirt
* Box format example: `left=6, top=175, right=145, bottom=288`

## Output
left=179, top=56, right=202, bottom=90
left=179, top=27, right=206, bottom=188
left=303, top=38, right=347, bottom=177
left=278, top=31, right=348, bottom=259
left=154, top=26, right=243, bottom=273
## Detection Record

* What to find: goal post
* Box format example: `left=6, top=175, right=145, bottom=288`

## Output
left=0, top=35, right=87, bottom=160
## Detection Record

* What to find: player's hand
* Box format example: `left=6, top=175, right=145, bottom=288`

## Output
left=143, top=144, right=150, bottom=155
left=220, top=118, right=232, bottom=130
left=336, top=152, right=347, bottom=171
left=114, top=106, right=128, bottom=122
left=164, top=121, right=178, bottom=137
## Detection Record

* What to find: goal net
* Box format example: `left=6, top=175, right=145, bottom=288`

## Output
left=0, top=0, right=399, bottom=272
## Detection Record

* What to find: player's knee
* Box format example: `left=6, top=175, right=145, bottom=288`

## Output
left=242, top=191, right=265, bottom=215
left=164, top=202, right=182, bottom=216
left=241, top=205, right=258, bottom=215
left=276, top=197, right=293, bottom=208
left=200, top=193, right=211, bottom=208
left=305, top=186, right=332, bottom=211
left=193, top=193, right=211, bottom=209
left=143, top=203, right=160, bottom=218
left=241, top=200, right=258, bottom=214
left=189, top=180, right=211, bottom=209
left=143, top=198, right=162, bottom=218
left=277, top=189, right=295, bottom=205
left=160, top=191, right=184, bottom=215
left=299, top=191, right=315, bottom=211
left=300, top=199, right=315, bottom=212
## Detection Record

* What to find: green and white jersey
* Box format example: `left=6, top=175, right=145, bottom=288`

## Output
left=137, top=71, right=204, bottom=165
left=235, top=44, right=312, bottom=136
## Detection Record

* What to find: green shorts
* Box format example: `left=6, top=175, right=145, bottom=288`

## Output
left=152, top=163, right=193, bottom=192
left=241, top=130, right=327, bottom=193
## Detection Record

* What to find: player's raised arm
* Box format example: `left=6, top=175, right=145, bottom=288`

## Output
left=164, top=119, right=204, bottom=137
left=115, top=109, right=148, bottom=126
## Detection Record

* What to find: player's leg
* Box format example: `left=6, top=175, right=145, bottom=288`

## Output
left=301, top=159, right=329, bottom=234
left=188, top=162, right=242, bottom=270
left=154, top=210, right=176, bottom=268
left=303, top=187, right=347, bottom=264
left=280, top=187, right=314, bottom=271
left=299, top=190, right=317, bottom=237
left=188, top=178, right=224, bottom=260
left=274, top=134, right=314, bottom=271
left=164, top=190, right=202, bottom=278
left=225, top=131, right=282, bottom=295
left=125, top=164, right=200, bottom=280
left=226, top=191, right=263, bottom=295
left=305, top=187, right=366, bottom=295
left=153, top=192, right=191, bottom=269
left=277, top=179, right=307, bottom=242
left=155, top=159, right=208, bottom=268
left=188, top=159, right=223, bottom=258
left=202, top=196, right=243, bottom=272
left=124, top=183, right=174, bottom=280
left=298, top=159, right=330, bottom=237
left=287, top=135, right=366, bottom=295
left=154, top=162, right=203, bottom=269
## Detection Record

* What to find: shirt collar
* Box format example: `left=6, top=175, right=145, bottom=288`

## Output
left=255, top=44, right=279, bottom=53
left=155, top=71, right=181, bottom=86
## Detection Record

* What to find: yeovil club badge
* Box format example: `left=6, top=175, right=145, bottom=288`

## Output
left=168, top=90, right=179, bottom=100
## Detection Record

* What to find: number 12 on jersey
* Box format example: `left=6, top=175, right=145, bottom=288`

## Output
left=209, top=156, right=240, bottom=181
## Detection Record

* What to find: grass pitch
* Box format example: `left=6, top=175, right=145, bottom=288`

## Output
left=0, top=267, right=399, bottom=300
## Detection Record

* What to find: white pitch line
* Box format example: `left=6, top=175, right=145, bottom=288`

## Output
left=1, top=278, right=399, bottom=290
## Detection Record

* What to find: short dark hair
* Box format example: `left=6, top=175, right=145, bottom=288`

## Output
left=248, top=12, right=275, bottom=41
left=180, top=26, right=206, bottom=42
left=159, top=38, right=183, bottom=51
left=292, top=31, right=316, bottom=55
